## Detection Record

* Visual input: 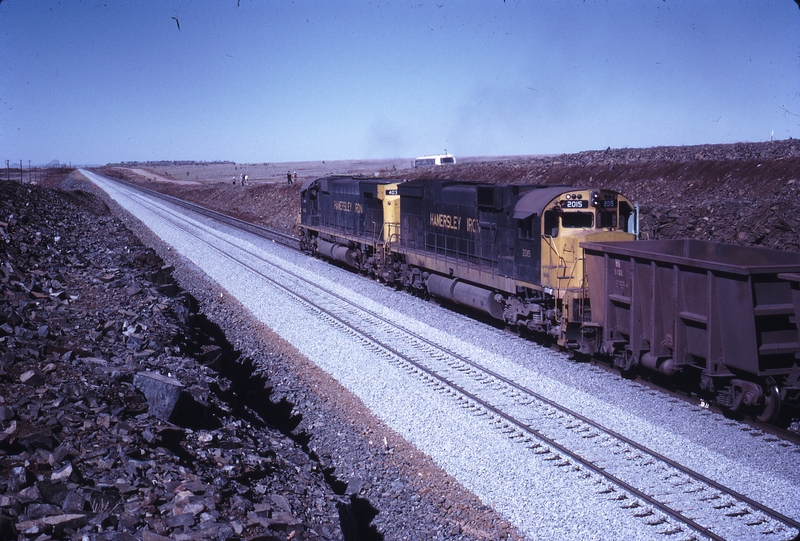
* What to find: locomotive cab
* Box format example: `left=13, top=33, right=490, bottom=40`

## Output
left=539, top=189, right=637, bottom=295
left=541, top=190, right=637, bottom=350
left=512, top=187, right=637, bottom=349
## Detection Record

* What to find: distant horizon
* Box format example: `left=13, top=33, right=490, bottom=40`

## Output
left=6, top=136, right=792, bottom=170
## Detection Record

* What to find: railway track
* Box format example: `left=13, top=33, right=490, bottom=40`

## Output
left=85, top=171, right=800, bottom=540
left=584, top=358, right=800, bottom=446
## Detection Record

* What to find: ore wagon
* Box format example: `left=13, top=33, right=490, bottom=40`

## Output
left=582, top=239, right=800, bottom=422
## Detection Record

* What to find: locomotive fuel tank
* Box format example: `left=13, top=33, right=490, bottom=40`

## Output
left=315, top=238, right=359, bottom=267
left=426, top=274, right=505, bottom=320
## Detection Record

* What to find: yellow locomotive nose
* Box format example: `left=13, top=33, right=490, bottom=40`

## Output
left=536, top=189, right=637, bottom=349
left=540, top=190, right=637, bottom=300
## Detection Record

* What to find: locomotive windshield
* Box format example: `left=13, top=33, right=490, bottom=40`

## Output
left=541, top=190, right=637, bottom=237
left=543, top=209, right=596, bottom=235
left=597, top=209, right=617, bottom=229
left=562, top=212, right=594, bottom=229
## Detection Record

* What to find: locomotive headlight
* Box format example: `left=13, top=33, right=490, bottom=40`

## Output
left=591, top=191, right=600, bottom=207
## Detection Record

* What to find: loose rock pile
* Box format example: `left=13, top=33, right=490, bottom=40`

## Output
left=0, top=180, right=343, bottom=540
left=101, top=139, right=800, bottom=253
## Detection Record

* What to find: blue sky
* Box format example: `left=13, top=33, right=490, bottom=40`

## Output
left=1, top=1, right=798, bottom=165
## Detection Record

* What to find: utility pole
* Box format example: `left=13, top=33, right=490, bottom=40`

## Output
left=28, top=160, right=31, bottom=184
left=4, top=160, right=8, bottom=181
left=19, top=160, right=23, bottom=183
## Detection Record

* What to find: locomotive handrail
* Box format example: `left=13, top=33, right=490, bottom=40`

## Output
left=370, top=221, right=381, bottom=246
left=562, top=256, right=580, bottom=289
left=383, top=222, right=401, bottom=257
left=541, top=234, right=570, bottom=275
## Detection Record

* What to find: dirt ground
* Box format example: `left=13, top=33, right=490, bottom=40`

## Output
left=109, top=158, right=415, bottom=187
left=94, top=139, right=800, bottom=252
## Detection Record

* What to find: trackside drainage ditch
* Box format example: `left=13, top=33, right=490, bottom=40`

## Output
left=171, top=291, right=384, bottom=541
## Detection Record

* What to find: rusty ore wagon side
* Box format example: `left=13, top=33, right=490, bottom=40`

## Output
left=582, top=239, right=800, bottom=423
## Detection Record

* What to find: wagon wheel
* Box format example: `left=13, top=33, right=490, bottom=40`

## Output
left=755, top=379, right=781, bottom=423
left=617, top=347, right=636, bottom=372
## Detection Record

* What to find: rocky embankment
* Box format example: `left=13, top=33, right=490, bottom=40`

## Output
left=0, top=179, right=344, bottom=540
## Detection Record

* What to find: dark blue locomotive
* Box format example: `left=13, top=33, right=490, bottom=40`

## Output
left=299, top=175, right=637, bottom=343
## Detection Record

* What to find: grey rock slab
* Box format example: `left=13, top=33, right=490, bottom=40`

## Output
left=134, top=371, right=184, bottom=421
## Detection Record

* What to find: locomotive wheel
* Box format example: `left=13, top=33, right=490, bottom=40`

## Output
left=755, top=380, right=781, bottom=423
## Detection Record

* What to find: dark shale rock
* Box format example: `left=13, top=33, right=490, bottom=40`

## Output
left=0, top=180, right=344, bottom=540
left=133, top=371, right=185, bottom=422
